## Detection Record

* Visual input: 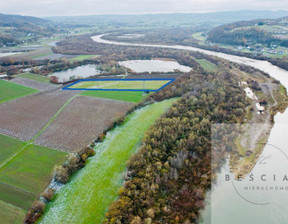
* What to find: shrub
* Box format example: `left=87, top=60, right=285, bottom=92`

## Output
left=54, top=165, right=69, bottom=184
left=41, top=188, right=54, bottom=201
left=24, top=200, right=46, bottom=224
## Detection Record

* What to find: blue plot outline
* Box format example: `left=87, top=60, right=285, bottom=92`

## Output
left=62, top=78, right=175, bottom=92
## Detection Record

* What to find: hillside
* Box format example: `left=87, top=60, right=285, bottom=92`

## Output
left=207, top=16, right=288, bottom=50
left=0, top=13, right=57, bottom=46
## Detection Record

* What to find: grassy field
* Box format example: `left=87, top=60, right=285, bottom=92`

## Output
left=0, top=132, right=67, bottom=223
left=16, top=73, right=51, bottom=84
left=69, top=55, right=97, bottom=62
left=40, top=98, right=177, bottom=224
left=81, top=90, right=146, bottom=102
left=0, top=144, right=67, bottom=196
left=0, top=200, right=26, bottom=224
left=195, top=58, right=218, bottom=72
left=0, top=143, right=67, bottom=213
left=0, top=134, right=26, bottom=165
left=0, top=79, right=38, bottom=103
left=69, top=79, right=172, bottom=90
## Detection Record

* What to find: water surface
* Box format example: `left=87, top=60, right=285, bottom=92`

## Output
left=49, top=64, right=101, bottom=82
left=119, top=59, right=192, bottom=73
left=92, top=34, right=288, bottom=224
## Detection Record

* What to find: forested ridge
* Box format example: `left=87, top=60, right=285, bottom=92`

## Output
left=104, top=69, right=247, bottom=223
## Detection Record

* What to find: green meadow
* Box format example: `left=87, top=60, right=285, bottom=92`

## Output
left=0, top=79, right=38, bottom=103
left=71, top=79, right=171, bottom=90
left=0, top=144, right=67, bottom=197
left=16, top=73, right=52, bottom=84
left=0, top=200, right=26, bottom=224
left=0, top=134, right=67, bottom=222
left=195, top=58, right=218, bottom=72
left=81, top=90, right=146, bottom=103
left=40, top=98, right=177, bottom=224
left=0, top=134, right=26, bottom=165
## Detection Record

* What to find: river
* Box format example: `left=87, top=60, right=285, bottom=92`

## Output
left=92, top=34, right=288, bottom=224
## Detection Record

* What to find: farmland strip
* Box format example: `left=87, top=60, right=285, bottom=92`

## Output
left=0, top=95, right=76, bottom=171
left=31, top=95, right=78, bottom=141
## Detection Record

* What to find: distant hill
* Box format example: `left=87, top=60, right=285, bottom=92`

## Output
left=0, top=13, right=58, bottom=46
left=207, top=16, right=288, bottom=47
left=46, top=10, right=288, bottom=28
left=0, top=13, right=49, bottom=27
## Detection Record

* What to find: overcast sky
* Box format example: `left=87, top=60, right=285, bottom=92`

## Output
left=1, top=0, right=288, bottom=17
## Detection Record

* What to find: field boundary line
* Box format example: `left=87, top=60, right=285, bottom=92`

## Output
left=0, top=79, right=39, bottom=104
left=0, top=198, right=27, bottom=212
left=0, top=143, right=31, bottom=171
left=0, top=181, right=36, bottom=197
left=32, top=94, right=77, bottom=141
left=0, top=95, right=77, bottom=171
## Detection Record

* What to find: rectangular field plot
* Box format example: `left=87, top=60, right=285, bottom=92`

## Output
left=81, top=90, right=145, bottom=103
left=15, top=73, right=51, bottom=84
left=0, top=144, right=67, bottom=206
left=0, top=134, right=26, bottom=166
left=0, top=90, right=79, bottom=141
left=0, top=79, right=38, bottom=103
left=35, top=95, right=134, bottom=151
left=11, top=76, right=57, bottom=92
left=64, top=78, right=174, bottom=92
left=0, top=200, right=26, bottom=224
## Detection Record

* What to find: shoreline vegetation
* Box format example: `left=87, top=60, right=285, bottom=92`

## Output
left=22, top=39, right=288, bottom=223
left=103, top=31, right=288, bottom=71
left=0, top=30, right=283, bottom=223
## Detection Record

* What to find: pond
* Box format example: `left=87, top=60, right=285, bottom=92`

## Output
left=49, top=64, right=101, bottom=82
left=92, top=33, right=288, bottom=223
left=0, top=52, right=23, bottom=57
left=118, top=59, right=192, bottom=73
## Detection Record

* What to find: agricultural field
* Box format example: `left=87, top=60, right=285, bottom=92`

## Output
left=35, top=96, right=134, bottom=151
left=0, top=79, right=38, bottom=103
left=194, top=58, right=218, bottom=72
left=39, top=98, right=177, bottom=224
left=0, top=90, right=79, bottom=141
left=0, top=200, right=26, bottom=224
left=15, top=73, right=52, bottom=84
left=69, top=54, right=98, bottom=62
left=0, top=134, right=26, bottom=165
left=67, top=79, right=174, bottom=91
left=0, top=144, right=67, bottom=200
left=11, top=77, right=57, bottom=91
left=0, top=143, right=67, bottom=212
left=7, top=48, right=53, bottom=61
left=81, top=90, right=146, bottom=102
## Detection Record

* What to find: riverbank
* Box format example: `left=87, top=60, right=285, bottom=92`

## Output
left=91, top=34, right=288, bottom=223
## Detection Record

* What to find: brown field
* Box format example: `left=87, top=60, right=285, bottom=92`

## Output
left=35, top=95, right=134, bottom=151
left=0, top=90, right=79, bottom=141
left=10, top=77, right=58, bottom=91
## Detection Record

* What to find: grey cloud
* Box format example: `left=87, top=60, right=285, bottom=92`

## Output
left=0, top=0, right=288, bottom=17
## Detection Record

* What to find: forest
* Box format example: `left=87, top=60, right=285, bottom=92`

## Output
left=104, top=67, right=247, bottom=223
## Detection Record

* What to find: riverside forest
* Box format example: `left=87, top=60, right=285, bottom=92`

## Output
left=1, top=5, right=288, bottom=224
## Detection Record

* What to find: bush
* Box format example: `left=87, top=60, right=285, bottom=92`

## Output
left=41, top=188, right=54, bottom=201
left=54, top=165, right=69, bottom=184
left=24, top=200, right=46, bottom=224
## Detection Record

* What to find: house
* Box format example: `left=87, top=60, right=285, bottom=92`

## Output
left=0, top=73, right=8, bottom=80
